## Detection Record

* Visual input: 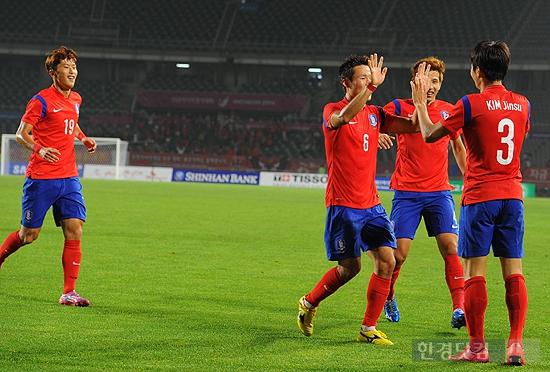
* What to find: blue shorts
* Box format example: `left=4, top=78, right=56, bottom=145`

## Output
left=390, top=190, right=458, bottom=239
left=21, top=177, right=87, bottom=229
left=324, top=204, right=396, bottom=261
left=458, top=199, right=524, bottom=259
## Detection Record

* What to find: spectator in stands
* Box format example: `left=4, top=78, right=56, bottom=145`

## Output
left=296, top=54, right=420, bottom=345
left=377, top=57, right=467, bottom=329
left=412, top=40, right=530, bottom=365
left=0, top=46, right=97, bottom=307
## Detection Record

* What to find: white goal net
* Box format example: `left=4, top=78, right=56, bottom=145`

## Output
left=1, top=134, right=128, bottom=179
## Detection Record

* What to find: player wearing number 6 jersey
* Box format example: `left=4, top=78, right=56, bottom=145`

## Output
left=0, top=46, right=97, bottom=306
left=411, top=40, right=530, bottom=365
left=297, top=54, right=418, bottom=345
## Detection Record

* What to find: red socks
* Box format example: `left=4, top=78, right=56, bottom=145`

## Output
left=505, top=274, right=528, bottom=347
left=444, top=254, right=465, bottom=310
left=62, top=240, right=82, bottom=294
left=464, top=274, right=528, bottom=351
left=305, top=268, right=391, bottom=330
left=0, top=231, right=23, bottom=265
left=362, top=273, right=391, bottom=328
left=305, top=266, right=345, bottom=307
left=464, top=276, right=488, bottom=351
left=387, top=264, right=402, bottom=300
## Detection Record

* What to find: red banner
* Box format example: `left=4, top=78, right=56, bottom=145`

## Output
left=129, top=152, right=248, bottom=170
left=523, top=167, right=550, bottom=184
left=136, top=90, right=310, bottom=112
left=129, top=152, right=326, bottom=172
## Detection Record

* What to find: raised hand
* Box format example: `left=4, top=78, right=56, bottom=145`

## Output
left=416, top=61, right=432, bottom=87
left=367, top=53, right=388, bottom=87
left=411, top=62, right=429, bottom=106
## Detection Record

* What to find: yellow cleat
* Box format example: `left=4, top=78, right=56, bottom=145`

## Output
left=357, top=329, right=394, bottom=345
left=297, top=296, right=317, bottom=336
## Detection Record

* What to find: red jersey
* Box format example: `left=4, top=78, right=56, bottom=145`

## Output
left=21, top=85, right=82, bottom=179
left=323, top=98, right=395, bottom=209
left=441, top=85, right=531, bottom=205
left=384, top=99, right=459, bottom=192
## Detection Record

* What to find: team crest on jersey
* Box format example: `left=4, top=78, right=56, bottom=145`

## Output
left=441, top=110, right=449, bottom=120
left=336, top=238, right=346, bottom=253
left=368, top=114, right=378, bottom=127
left=24, top=209, right=33, bottom=223
left=75, top=103, right=80, bottom=115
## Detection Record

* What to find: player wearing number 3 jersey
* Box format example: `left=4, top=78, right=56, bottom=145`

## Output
left=412, top=40, right=530, bottom=365
left=0, top=46, right=97, bottom=307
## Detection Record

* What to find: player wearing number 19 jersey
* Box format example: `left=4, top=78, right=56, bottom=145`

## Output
left=23, top=84, right=82, bottom=179
left=412, top=40, right=530, bottom=365
left=0, top=46, right=97, bottom=307
left=297, top=54, right=418, bottom=346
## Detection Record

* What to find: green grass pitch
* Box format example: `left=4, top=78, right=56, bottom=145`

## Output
left=0, top=176, right=548, bottom=371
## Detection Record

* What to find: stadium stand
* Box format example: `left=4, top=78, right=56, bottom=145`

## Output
left=0, top=0, right=548, bottom=177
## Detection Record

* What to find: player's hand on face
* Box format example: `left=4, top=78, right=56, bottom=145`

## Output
left=416, top=61, right=432, bottom=86
left=367, top=53, right=387, bottom=87
left=410, top=65, right=429, bottom=106
left=38, top=147, right=61, bottom=162
left=378, top=133, right=395, bottom=150
left=83, top=137, right=97, bottom=153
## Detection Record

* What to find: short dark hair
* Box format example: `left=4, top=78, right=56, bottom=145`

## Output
left=338, top=54, right=369, bottom=92
left=45, top=46, right=78, bottom=72
left=470, top=40, right=511, bottom=82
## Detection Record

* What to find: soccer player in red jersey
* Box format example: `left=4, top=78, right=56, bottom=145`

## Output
left=0, top=46, right=97, bottom=306
left=297, top=54, right=419, bottom=345
left=411, top=40, right=530, bottom=365
left=378, top=57, right=467, bottom=328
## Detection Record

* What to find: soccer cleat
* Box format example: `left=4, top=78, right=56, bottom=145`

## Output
left=383, top=294, right=400, bottom=322
left=59, top=291, right=90, bottom=307
left=451, top=308, right=466, bottom=329
left=506, top=342, right=525, bottom=366
left=357, top=329, right=394, bottom=345
left=297, top=296, right=316, bottom=336
left=449, top=346, right=489, bottom=363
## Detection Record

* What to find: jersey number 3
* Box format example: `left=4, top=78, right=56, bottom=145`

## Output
left=497, top=118, right=514, bottom=165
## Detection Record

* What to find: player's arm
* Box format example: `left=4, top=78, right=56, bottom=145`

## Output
left=450, top=136, right=466, bottom=175
left=411, top=62, right=449, bottom=142
left=330, top=86, right=373, bottom=128
left=75, top=125, right=97, bottom=153
left=15, top=121, right=60, bottom=162
left=384, top=116, right=418, bottom=134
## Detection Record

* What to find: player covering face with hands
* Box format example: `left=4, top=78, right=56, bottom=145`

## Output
left=378, top=57, right=466, bottom=329
left=0, top=46, right=97, bottom=306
